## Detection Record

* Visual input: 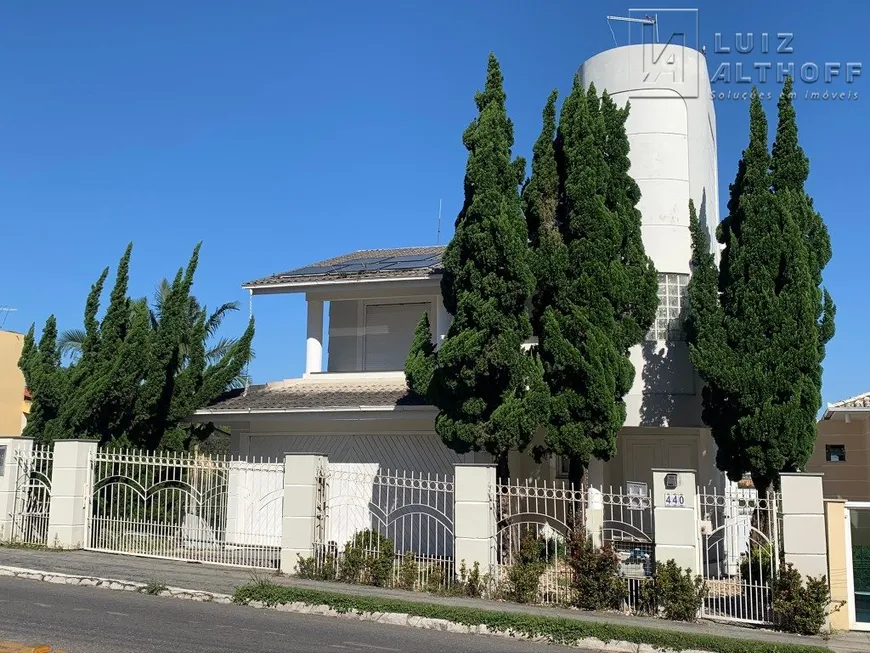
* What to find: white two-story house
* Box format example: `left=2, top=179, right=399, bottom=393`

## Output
left=191, top=44, right=725, bottom=491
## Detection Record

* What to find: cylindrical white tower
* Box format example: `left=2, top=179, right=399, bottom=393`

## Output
left=578, top=44, right=720, bottom=428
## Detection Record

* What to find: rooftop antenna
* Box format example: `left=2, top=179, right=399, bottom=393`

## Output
left=606, top=14, right=658, bottom=47
left=0, top=306, right=17, bottom=329
left=436, top=198, right=443, bottom=245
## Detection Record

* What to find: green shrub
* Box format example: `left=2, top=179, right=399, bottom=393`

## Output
left=566, top=531, right=627, bottom=611
left=232, top=580, right=831, bottom=653
left=506, top=531, right=546, bottom=604
left=397, top=552, right=419, bottom=591
left=338, top=529, right=394, bottom=587
left=460, top=559, right=484, bottom=598
left=295, top=552, right=338, bottom=581
left=142, top=581, right=167, bottom=595
left=425, top=563, right=445, bottom=593
left=640, top=559, right=707, bottom=621
left=739, top=543, right=776, bottom=586
left=446, top=559, right=485, bottom=598
left=771, top=563, right=829, bottom=635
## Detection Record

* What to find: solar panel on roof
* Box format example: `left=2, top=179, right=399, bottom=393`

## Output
left=282, top=251, right=441, bottom=278
left=388, top=254, right=436, bottom=263
left=337, top=262, right=371, bottom=272
left=387, top=260, right=435, bottom=270
left=286, top=266, right=332, bottom=276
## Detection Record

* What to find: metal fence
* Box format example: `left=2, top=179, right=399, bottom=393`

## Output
left=697, top=486, right=780, bottom=625
left=599, top=486, right=655, bottom=575
left=492, top=478, right=585, bottom=605
left=311, top=464, right=455, bottom=589
left=86, top=449, right=283, bottom=569
left=11, top=445, right=53, bottom=546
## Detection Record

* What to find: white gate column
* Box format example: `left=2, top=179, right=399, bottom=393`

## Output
left=453, top=464, right=496, bottom=573
left=780, top=473, right=827, bottom=579
left=280, top=453, right=327, bottom=573
left=47, top=439, right=97, bottom=549
left=0, top=437, right=33, bottom=541
left=652, top=468, right=698, bottom=575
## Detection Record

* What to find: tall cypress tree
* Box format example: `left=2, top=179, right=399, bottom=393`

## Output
left=600, top=92, right=658, bottom=351
left=134, top=245, right=201, bottom=450
left=689, top=88, right=823, bottom=493
left=523, top=89, right=566, bottom=335
left=525, top=78, right=656, bottom=488
left=21, top=316, right=65, bottom=444
left=24, top=243, right=253, bottom=449
left=771, top=76, right=836, bottom=466
left=537, top=79, right=617, bottom=487
left=685, top=198, right=734, bottom=475
left=18, top=325, right=36, bottom=390
left=404, top=311, right=435, bottom=400
left=430, top=53, right=549, bottom=482
left=58, top=245, right=133, bottom=440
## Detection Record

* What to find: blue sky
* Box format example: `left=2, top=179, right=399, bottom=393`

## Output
left=1, top=1, right=866, bottom=408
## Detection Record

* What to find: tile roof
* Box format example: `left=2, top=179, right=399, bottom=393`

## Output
left=244, top=246, right=445, bottom=287
left=829, top=391, right=870, bottom=409
left=195, top=378, right=429, bottom=414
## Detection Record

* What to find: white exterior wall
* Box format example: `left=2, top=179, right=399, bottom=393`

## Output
left=578, top=44, right=720, bottom=429
left=221, top=414, right=717, bottom=491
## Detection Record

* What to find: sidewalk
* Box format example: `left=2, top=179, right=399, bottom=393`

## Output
left=1, top=547, right=867, bottom=653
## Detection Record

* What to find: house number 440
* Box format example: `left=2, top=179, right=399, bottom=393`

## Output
left=664, top=493, right=685, bottom=507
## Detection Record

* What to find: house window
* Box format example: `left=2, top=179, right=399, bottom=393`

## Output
left=826, top=445, right=846, bottom=462
left=647, top=273, right=689, bottom=341
left=363, top=302, right=431, bottom=372
left=556, top=456, right=570, bottom=478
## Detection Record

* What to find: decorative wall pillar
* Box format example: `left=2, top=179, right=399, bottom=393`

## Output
left=652, top=468, right=698, bottom=575
left=453, top=464, right=496, bottom=573
left=47, top=439, right=97, bottom=549
left=824, top=499, right=849, bottom=631
left=280, top=453, right=327, bottom=573
left=780, top=473, right=827, bottom=579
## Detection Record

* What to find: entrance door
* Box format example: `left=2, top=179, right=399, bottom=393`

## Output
left=846, top=503, right=870, bottom=630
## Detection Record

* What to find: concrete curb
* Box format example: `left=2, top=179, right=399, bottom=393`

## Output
left=0, top=564, right=772, bottom=653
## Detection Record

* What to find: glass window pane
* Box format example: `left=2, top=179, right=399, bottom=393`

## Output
left=851, top=508, right=870, bottom=623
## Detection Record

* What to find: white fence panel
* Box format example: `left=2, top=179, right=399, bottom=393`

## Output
left=86, top=449, right=283, bottom=569
left=11, top=445, right=53, bottom=546
left=312, top=464, right=455, bottom=587
left=225, top=460, right=284, bottom=547
left=324, top=463, right=380, bottom=550
left=697, top=485, right=780, bottom=625
left=492, top=478, right=585, bottom=605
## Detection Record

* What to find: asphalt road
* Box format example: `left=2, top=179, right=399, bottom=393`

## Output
left=0, top=577, right=585, bottom=653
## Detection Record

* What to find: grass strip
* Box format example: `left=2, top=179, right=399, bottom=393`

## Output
left=233, top=582, right=830, bottom=653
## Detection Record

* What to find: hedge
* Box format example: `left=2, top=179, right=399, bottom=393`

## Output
left=233, top=582, right=830, bottom=653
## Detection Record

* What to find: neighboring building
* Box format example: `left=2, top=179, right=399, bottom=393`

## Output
left=190, top=44, right=725, bottom=490
left=807, top=393, right=870, bottom=500
left=0, top=330, right=28, bottom=436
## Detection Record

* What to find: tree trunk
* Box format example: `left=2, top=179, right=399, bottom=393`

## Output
left=568, top=456, right=585, bottom=492
left=496, top=452, right=510, bottom=485
left=568, top=456, right=586, bottom=529
left=751, top=474, right=774, bottom=540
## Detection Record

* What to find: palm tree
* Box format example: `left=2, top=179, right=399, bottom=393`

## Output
left=58, top=279, right=252, bottom=389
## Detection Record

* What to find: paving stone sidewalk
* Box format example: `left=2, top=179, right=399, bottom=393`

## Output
left=1, top=547, right=867, bottom=652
